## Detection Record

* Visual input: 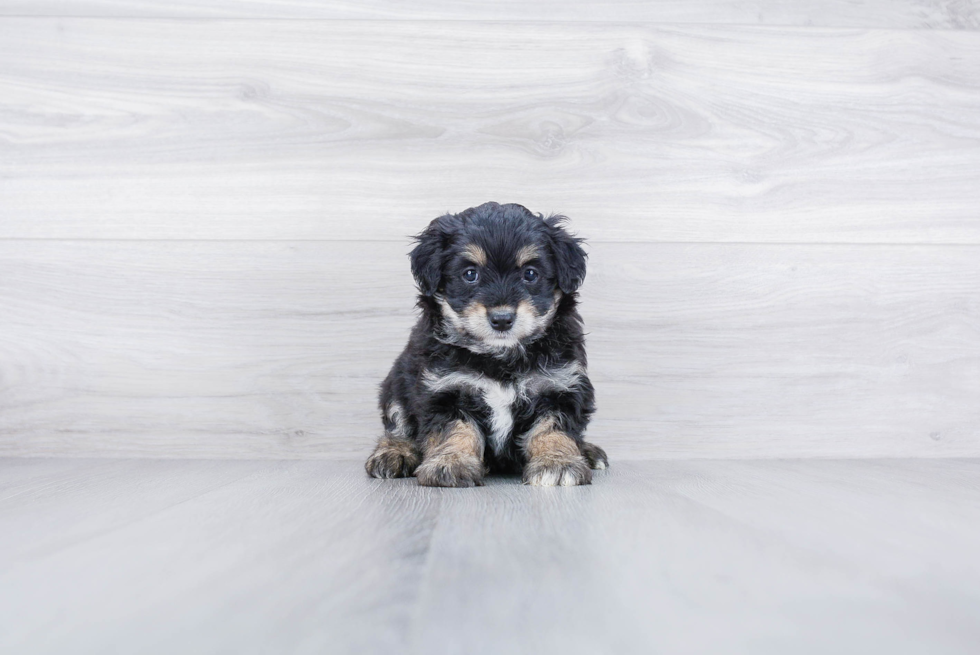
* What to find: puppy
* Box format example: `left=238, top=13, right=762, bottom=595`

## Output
left=365, top=202, right=607, bottom=487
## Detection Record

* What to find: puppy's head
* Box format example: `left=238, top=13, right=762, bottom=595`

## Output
left=410, top=202, right=586, bottom=354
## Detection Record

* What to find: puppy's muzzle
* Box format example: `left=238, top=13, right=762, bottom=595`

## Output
left=489, top=308, right=516, bottom=332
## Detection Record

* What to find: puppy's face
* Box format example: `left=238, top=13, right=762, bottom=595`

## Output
left=410, top=202, right=586, bottom=354
left=438, top=239, right=558, bottom=350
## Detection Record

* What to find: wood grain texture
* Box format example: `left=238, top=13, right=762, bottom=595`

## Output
left=0, top=0, right=978, bottom=27
left=2, top=458, right=980, bottom=654
left=0, top=458, right=268, bottom=563
left=2, top=240, right=977, bottom=459
left=2, top=20, right=979, bottom=242
left=416, top=459, right=980, bottom=655
left=0, top=459, right=443, bottom=654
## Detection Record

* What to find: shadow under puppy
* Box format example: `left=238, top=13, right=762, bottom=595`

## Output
left=366, top=202, right=607, bottom=487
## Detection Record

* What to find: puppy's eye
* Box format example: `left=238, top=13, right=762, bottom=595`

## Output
left=462, top=268, right=479, bottom=284
left=523, top=267, right=539, bottom=283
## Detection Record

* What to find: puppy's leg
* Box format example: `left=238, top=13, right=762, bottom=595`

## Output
left=521, top=415, right=591, bottom=487
left=415, top=419, right=485, bottom=488
left=579, top=441, right=609, bottom=470
left=365, top=433, right=422, bottom=479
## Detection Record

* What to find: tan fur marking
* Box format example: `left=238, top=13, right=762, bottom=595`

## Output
left=521, top=415, right=592, bottom=486
left=426, top=419, right=484, bottom=460
left=377, top=435, right=417, bottom=459
left=515, top=298, right=539, bottom=323
left=417, top=419, right=486, bottom=487
left=516, top=244, right=541, bottom=268
left=365, top=434, right=422, bottom=479
left=462, top=244, right=488, bottom=267
left=461, top=301, right=488, bottom=321
left=524, top=416, right=580, bottom=461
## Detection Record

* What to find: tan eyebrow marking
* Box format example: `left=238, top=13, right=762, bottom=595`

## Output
left=462, top=244, right=488, bottom=267
left=516, top=244, right=540, bottom=268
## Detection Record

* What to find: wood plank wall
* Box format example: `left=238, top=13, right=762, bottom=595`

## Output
left=1, top=2, right=978, bottom=459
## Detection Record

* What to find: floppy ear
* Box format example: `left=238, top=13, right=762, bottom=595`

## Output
left=545, top=215, right=587, bottom=294
left=410, top=214, right=458, bottom=296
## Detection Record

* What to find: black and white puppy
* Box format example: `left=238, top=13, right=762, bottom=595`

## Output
left=365, top=202, right=607, bottom=487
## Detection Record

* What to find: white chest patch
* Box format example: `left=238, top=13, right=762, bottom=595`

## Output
left=421, top=363, right=585, bottom=455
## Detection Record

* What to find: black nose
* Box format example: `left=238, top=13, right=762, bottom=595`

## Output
left=489, top=309, right=516, bottom=332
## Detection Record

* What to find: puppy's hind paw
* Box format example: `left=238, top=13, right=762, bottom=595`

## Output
left=579, top=441, right=609, bottom=470
left=415, top=455, right=485, bottom=488
left=523, top=456, right=592, bottom=487
left=365, top=437, right=421, bottom=479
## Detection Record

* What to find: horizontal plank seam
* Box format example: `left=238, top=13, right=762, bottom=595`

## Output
left=0, top=17, right=976, bottom=33
left=1, top=238, right=979, bottom=247
left=4, top=456, right=980, bottom=463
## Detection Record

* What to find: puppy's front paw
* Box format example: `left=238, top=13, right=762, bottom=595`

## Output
left=523, top=456, right=592, bottom=487
left=416, top=419, right=485, bottom=488
left=579, top=441, right=609, bottom=470
left=365, top=437, right=421, bottom=479
left=416, top=455, right=484, bottom=488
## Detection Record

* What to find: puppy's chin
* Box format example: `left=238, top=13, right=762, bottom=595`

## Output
left=435, top=294, right=560, bottom=356
left=482, top=332, right=523, bottom=350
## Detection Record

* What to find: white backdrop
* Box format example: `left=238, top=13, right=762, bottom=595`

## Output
left=1, top=4, right=978, bottom=459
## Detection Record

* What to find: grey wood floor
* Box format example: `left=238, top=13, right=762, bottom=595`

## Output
left=2, top=457, right=979, bottom=655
